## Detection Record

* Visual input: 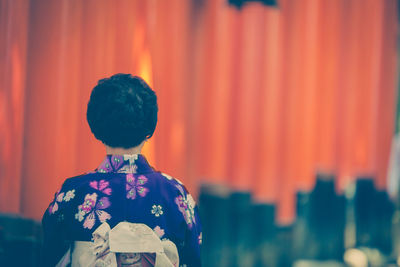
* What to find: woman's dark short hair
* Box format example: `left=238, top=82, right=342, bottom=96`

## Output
left=87, top=73, right=158, bottom=149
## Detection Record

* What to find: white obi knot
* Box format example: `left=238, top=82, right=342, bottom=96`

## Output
left=56, top=222, right=179, bottom=267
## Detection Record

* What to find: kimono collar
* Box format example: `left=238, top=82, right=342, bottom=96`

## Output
left=96, top=154, right=154, bottom=174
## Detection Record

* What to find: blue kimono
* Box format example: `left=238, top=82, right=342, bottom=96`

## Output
left=42, top=154, right=202, bottom=266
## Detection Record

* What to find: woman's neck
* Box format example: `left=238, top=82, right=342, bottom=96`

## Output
left=105, top=141, right=145, bottom=155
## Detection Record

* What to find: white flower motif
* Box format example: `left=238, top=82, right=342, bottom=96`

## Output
left=64, top=189, right=75, bottom=202
left=56, top=192, right=65, bottom=202
left=75, top=210, right=85, bottom=222
left=151, top=205, right=163, bottom=217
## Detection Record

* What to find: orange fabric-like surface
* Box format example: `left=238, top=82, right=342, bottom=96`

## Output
left=0, top=0, right=398, bottom=224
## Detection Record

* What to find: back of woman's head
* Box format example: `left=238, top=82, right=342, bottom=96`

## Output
left=87, top=74, right=158, bottom=149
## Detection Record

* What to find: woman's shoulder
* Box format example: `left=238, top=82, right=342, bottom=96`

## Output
left=151, top=171, right=184, bottom=186
left=62, top=172, right=96, bottom=186
left=149, top=171, right=191, bottom=195
left=62, top=172, right=124, bottom=188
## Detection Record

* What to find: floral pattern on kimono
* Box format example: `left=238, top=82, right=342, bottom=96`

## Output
left=89, top=180, right=112, bottom=195
left=48, top=189, right=76, bottom=214
left=175, top=185, right=196, bottom=229
left=126, top=174, right=149, bottom=200
left=48, top=190, right=63, bottom=214
left=75, top=193, right=111, bottom=229
left=151, top=205, right=164, bottom=217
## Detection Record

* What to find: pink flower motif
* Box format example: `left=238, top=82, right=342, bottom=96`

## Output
left=90, top=180, right=112, bottom=195
left=75, top=193, right=111, bottom=229
left=153, top=226, right=165, bottom=238
left=126, top=174, right=149, bottom=200
left=81, top=194, right=97, bottom=212
left=83, top=211, right=96, bottom=229
left=49, top=202, right=59, bottom=214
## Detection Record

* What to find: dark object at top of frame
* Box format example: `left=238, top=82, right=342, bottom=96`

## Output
left=228, top=0, right=278, bottom=9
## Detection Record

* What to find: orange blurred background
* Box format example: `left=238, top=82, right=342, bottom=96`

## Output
left=0, top=0, right=398, bottom=227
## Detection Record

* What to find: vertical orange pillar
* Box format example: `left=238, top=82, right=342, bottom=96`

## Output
left=275, top=0, right=302, bottom=224
left=254, top=8, right=282, bottom=203
left=0, top=0, right=29, bottom=213
left=351, top=0, right=377, bottom=177
left=314, top=0, right=341, bottom=176
left=336, top=0, right=362, bottom=189
left=227, top=3, right=265, bottom=192
left=206, top=2, right=236, bottom=185
left=187, top=0, right=220, bottom=187
left=297, top=0, right=320, bottom=192
left=375, top=0, right=398, bottom=190
left=21, top=0, right=83, bottom=219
